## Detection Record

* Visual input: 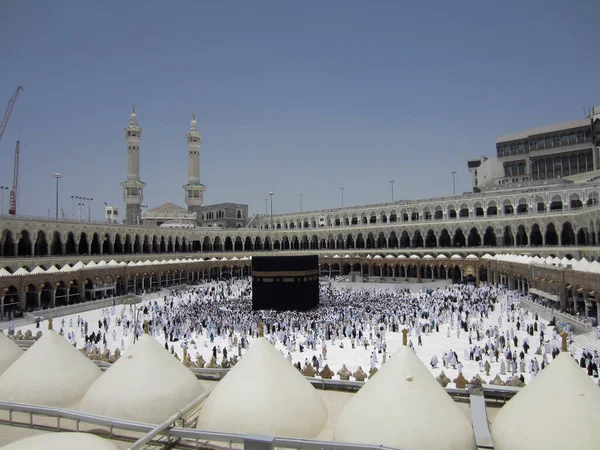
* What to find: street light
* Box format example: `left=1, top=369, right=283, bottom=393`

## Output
left=340, top=187, right=344, bottom=207
left=451, top=171, right=457, bottom=195
left=87, top=198, right=94, bottom=222
left=0, top=186, right=9, bottom=215
left=53, top=173, right=62, bottom=220
left=269, top=192, right=274, bottom=228
left=299, top=193, right=303, bottom=212
left=390, top=180, right=395, bottom=202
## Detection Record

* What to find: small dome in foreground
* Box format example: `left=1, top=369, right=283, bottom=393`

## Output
left=492, top=352, right=600, bottom=450
left=79, top=335, right=204, bottom=424
left=0, top=331, right=101, bottom=408
left=335, top=345, right=475, bottom=449
left=0, top=332, right=22, bottom=376
left=196, top=337, right=327, bottom=438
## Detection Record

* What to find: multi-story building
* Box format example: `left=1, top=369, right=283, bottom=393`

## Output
left=196, top=203, right=249, bottom=228
left=469, top=106, right=600, bottom=191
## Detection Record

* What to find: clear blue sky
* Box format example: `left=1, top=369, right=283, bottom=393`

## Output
left=1, top=1, right=598, bottom=219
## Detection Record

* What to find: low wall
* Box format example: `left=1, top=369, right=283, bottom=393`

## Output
left=520, top=298, right=593, bottom=334
left=25, top=295, right=142, bottom=322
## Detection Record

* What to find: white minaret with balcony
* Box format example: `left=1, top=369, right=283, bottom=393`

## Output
left=183, top=113, right=205, bottom=208
left=120, top=106, right=146, bottom=225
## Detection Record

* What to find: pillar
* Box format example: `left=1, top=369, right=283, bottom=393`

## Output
left=0, top=295, right=4, bottom=318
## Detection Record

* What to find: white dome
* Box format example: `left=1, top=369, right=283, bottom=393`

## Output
left=0, top=332, right=22, bottom=376
left=492, top=352, right=600, bottom=450
left=79, top=335, right=204, bottom=423
left=1, top=432, right=119, bottom=450
left=0, top=331, right=101, bottom=408
left=197, top=337, right=327, bottom=438
left=335, top=346, right=475, bottom=449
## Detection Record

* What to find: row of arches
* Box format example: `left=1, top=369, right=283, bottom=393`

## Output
left=0, top=231, right=192, bottom=258
left=260, top=191, right=598, bottom=230
left=0, top=220, right=598, bottom=258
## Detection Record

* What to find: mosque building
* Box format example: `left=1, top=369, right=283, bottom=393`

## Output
left=122, top=109, right=249, bottom=228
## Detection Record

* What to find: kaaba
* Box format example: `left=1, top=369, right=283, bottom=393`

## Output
left=252, top=255, right=320, bottom=311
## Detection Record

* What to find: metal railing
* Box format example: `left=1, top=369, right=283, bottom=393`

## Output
left=0, top=384, right=505, bottom=450
left=0, top=401, right=155, bottom=442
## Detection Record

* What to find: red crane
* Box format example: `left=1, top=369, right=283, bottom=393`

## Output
left=0, top=86, right=23, bottom=146
left=9, top=141, right=19, bottom=215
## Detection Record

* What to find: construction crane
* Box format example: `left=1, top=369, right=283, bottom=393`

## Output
left=0, top=86, right=23, bottom=146
left=9, top=141, right=19, bottom=215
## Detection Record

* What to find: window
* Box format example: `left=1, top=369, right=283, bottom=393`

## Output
left=518, top=143, right=524, bottom=152
left=569, top=132, right=577, bottom=144
left=537, top=138, right=545, bottom=150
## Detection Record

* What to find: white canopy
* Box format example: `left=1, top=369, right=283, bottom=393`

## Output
left=197, top=337, right=327, bottom=438
left=492, top=352, right=600, bottom=449
left=335, top=346, right=475, bottom=449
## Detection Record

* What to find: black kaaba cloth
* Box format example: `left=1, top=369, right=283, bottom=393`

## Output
left=252, top=255, right=319, bottom=311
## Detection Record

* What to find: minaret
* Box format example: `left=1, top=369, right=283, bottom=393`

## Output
left=120, top=106, right=146, bottom=225
left=183, top=113, right=205, bottom=210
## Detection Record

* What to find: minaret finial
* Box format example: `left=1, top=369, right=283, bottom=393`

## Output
left=192, top=112, right=195, bottom=121
left=132, top=104, right=136, bottom=114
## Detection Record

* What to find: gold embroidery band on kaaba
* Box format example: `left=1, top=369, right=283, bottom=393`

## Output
left=252, top=270, right=319, bottom=277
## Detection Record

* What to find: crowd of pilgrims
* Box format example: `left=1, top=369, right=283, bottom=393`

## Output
left=49, top=279, right=599, bottom=383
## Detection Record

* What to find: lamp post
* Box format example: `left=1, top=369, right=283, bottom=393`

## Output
left=78, top=202, right=84, bottom=221
left=299, top=193, right=303, bottom=212
left=87, top=198, right=94, bottom=222
left=451, top=171, right=457, bottom=195
left=340, top=187, right=344, bottom=207
left=53, top=173, right=62, bottom=220
left=390, top=180, right=395, bottom=202
left=269, top=192, right=274, bottom=228
left=0, top=186, right=9, bottom=215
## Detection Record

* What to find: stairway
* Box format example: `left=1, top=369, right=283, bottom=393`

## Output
left=572, top=330, right=600, bottom=353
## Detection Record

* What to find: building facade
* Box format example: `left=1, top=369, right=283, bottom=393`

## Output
left=194, top=203, right=249, bottom=228
left=468, top=107, right=600, bottom=191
